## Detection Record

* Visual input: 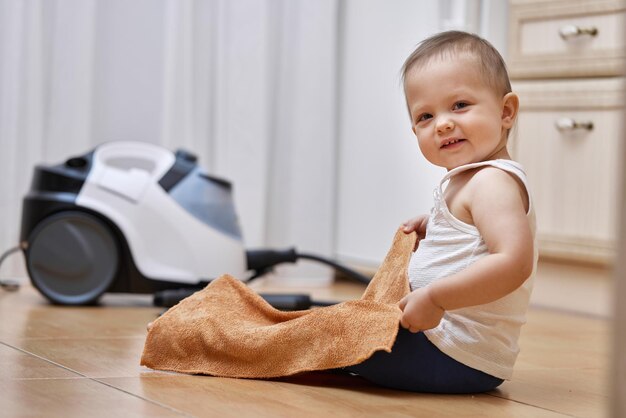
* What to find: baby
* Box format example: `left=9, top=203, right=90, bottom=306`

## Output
left=345, top=31, right=537, bottom=394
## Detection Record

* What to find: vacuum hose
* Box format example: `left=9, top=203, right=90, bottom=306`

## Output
left=246, top=248, right=298, bottom=273
left=245, top=248, right=371, bottom=285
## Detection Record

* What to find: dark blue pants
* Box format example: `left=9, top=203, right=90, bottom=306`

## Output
left=344, top=328, right=504, bottom=394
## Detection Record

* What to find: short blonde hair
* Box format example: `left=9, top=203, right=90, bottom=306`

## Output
left=401, top=31, right=512, bottom=98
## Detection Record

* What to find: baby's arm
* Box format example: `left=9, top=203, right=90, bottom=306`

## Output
left=400, top=168, right=534, bottom=332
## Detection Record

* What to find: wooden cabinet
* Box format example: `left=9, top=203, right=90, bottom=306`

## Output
left=508, top=0, right=625, bottom=264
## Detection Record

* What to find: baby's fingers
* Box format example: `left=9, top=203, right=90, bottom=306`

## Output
left=399, top=314, right=410, bottom=330
left=402, top=214, right=428, bottom=235
left=398, top=297, right=415, bottom=331
left=399, top=313, right=420, bottom=333
left=402, top=219, right=419, bottom=233
left=402, top=215, right=422, bottom=231
left=398, top=295, right=408, bottom=310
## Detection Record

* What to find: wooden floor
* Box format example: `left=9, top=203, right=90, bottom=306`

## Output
left=0, top=278, right=609, bottom=418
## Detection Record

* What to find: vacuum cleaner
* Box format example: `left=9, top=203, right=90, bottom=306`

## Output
left=9, top=141, right=369, bottom=308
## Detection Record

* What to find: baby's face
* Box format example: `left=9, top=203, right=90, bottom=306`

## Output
left=404, top=55, right=514, bottom=170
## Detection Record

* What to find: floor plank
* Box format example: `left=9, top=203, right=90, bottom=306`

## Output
left=0, top=343, right=77, bottom=380
left=496, top=368, right=609, bottom=418
left=516, top=309, right=609, bottom=371
left=100, top=374, right=569, bottom=418
left=0, top=293, right=159, bottom=342
left=0, top=378, right=185, bottom=417
left=11, top=337, right=167, bottom=378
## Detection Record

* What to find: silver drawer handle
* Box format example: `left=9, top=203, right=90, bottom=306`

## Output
left=559, top=25, right=598, bottom=40
left=555, top=118, right=594, bottom=132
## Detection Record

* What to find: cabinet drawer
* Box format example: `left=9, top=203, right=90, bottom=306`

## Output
left=509, top=0, right=626, bottom=79
left=511, top=78, right=625, bottom=263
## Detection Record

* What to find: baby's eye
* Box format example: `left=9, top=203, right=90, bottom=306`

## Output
left=453, top=102, right=469, bottom=110
left=417, top=113, right=432, bottom=123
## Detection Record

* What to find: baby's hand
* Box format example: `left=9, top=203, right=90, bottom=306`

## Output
left=402, top=215, right=428, bottom=250
left=398, top=287, right=444, bottom=333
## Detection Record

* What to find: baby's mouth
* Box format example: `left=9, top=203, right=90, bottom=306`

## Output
left=441, top=138, right=466, bottom=149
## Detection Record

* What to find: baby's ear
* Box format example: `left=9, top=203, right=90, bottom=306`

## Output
left=501, top=93, right=519, bottom=129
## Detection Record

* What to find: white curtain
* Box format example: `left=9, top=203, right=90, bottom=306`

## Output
left=0, top=0, right=338, bottom=281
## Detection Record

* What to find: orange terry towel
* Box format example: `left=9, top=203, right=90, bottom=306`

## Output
left=140, top=229, right=416, bottom=378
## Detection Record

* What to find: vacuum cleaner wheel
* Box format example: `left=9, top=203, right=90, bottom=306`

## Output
left=26, top=211, right=120, bottom=305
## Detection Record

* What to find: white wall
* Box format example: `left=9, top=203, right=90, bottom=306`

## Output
left=91, top=0, right=165, bottom=148
left=334, top=0, right=443, bottom=266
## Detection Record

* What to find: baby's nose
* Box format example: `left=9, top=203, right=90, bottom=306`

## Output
left=437, top=119, right=454, bottom=134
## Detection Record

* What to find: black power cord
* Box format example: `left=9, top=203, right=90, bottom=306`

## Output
left=0, top=244, right=24, bottom=291
left=153, top=287, right=337, bottom=310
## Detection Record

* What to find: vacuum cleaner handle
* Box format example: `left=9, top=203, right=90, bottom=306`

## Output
left=245, top=248, right=372, bottom=285
left=154, top=288, right=313, bottom=311
left=246, top=248, right=298, bottom=272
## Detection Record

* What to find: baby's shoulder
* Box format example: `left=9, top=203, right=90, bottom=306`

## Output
left=465, top=165, right=529, bottom=210
left=466, top=165, right=516, bottom=186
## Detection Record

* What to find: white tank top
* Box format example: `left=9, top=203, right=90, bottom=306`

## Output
left=408, top=159, right=537, bottom=380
